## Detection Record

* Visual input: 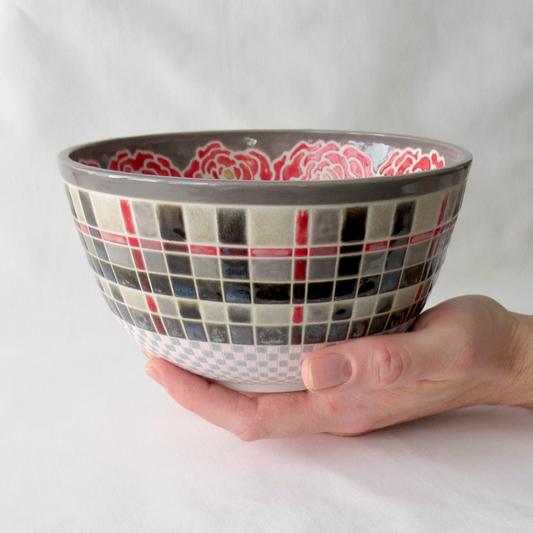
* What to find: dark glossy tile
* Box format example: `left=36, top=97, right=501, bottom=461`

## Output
left=229, top=325, right=254, bottom=345
left=88, top=255, right=104, bottom=277
left=357, top=276, right=380, bottom=297
left=99, top=260, right=117, bottom=282
left=220, top=247, right=248, bottom=256
left=78, top=190, right=98, bottom=227
left=217, top=208, right=247, bottom=245
left=183, top=321, right=207, bottom=342
left=332, top=302, right=353, bottom=321
left=166, top=253, right=193, bottom=276
left=385, top=247, right=406, bottom=271
left=304, top=324, right=328, bottom=344
left=328, top=322, right=350, bottom=342
left=334, top=278, right=358, bottom=301
left=89, top=228, right=101, bottom=238
left=171, top=276, right=197, bottom=299
left=206, top=323, right=229, bottom=343
left=130, top=309, right=156, bottom=332
left=349, top=318, right=370, bottom=338
left=221, top=259, right=249, bottom=279
left=380, top=271, right=401, bottom=294
left=196, top=279, right=223, bottom=302
left=162, top=317, right=186, bottom=338
left=149, top=274, right=173, bottom=296
left=337, top=255, right=361, bottom=277
left=376, top=295, right=394, bottom=314
left=307, top=282, right=334, bottom=303
left=257, top=326, right=289, bottom=345
left=163, top=243, right=188, bottom=253
left=253, top=283, right=291, bottom=304
left=392, top=201, right=416, bottom=236
left=109, top=283, right=123, bottom=302
left=399, top=264, right=424, bottom=288
left=114, top=266, right=141, bottom=290
left=179, top=301, right=201, bottom=320
left=390, top=237, right=409, bottom=248
left=224, top=282, right=251, bottom=304
left=340, top=244, right=364, bottom=254
left=291, top=325, right=303, bottom=344
left=341, top=206, right=367, bottom=243
left=388, top=308, right=409, bottom=329
left=404, top=241, right=430, bottom=267
left=292, top=283, right=306, bottom=304
left=309, top=257, right=336, bottom=280
left=311, top=209, right=340, bottom=245
left=157, top=204, right=186, bottom=242
left=138, top=272, right=152, bottom=292
left=116, top=302, right=134, bottom=325
left=228, top=305, right=252, bottom=323
left=93, top=239, right=108, bottom=261
left=368, top=314, right=389, bottom=335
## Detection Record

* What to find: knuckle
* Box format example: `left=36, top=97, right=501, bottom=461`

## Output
left=372, top=343, right=406, bottom=386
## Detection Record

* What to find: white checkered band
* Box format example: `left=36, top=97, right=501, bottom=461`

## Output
left=121, top=317, right=415, bottom=385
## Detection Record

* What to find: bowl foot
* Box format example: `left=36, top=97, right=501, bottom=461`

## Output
left=211, top=380, right=307, bottom=393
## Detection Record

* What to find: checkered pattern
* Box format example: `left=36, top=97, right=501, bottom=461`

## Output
left=123, top=317, right=416, bottom=384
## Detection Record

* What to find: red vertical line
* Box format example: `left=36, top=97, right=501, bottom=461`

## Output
left=146, top=294, right=158, bottom=313
left=292, top=307, right=303, bottom=324
left=152, top=315, right=167, bottom=335
left=120, top=199, right=137, bottom=235
left=296, top=210, right=309, bottom=246
left=294, top=259, right=307, bottom=281
left=132, top=249, right=146, bottom=270
left=438, top=194, right=449, bottom=226
left=415, top=283, right=424, bottom=302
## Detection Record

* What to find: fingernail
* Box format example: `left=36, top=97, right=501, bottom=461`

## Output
left=308, top=353, right=352, bottom=390
left=145, top=365, right=165, bottom=387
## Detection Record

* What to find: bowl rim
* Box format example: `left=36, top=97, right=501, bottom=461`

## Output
left=58, top=130, right=472, bottom=205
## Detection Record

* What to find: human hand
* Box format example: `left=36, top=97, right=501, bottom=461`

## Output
left=144, top=296, right=533, bottom=440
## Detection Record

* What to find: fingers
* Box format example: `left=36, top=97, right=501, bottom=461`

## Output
left=144, top=358, right=326, bottom=440
left=301, top=325, right=454, bottom=393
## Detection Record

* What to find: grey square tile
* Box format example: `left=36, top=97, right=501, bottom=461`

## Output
left=248, top=207, right=295, bottom=246
left=404, top=241, right=430, bottom=267
left=251, top=259, right=292, bottom=282
left=143, top=250, right=168, bottom=273
left=106, top=243, right=134, bottom=269
left=228, top=305, right=252, bottom=323
left=361, top=252, right=386, bottom=276
left=311, top=208, right=340, bottom=245
left=309, top=257, right=337, bottom=280
left=192, top=256, right=220, bottom=279
left=306, top=303, right=332, bottom=323
left=132, top=201, right=159, bottom=239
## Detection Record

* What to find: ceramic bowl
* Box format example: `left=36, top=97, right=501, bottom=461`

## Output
left=58, top=131, right=472, bottom=392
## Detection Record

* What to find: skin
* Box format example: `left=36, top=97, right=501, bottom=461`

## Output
left=144, top=296, right=533, bottom=441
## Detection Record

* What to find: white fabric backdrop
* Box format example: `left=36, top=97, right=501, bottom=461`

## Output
left=1, top=1, right=533, bottom=531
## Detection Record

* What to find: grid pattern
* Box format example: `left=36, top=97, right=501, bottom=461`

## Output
left=65, top=181, right=465, bottom=382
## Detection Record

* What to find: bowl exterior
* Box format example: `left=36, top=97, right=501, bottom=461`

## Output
left=59, top=132, right=470, bottom=392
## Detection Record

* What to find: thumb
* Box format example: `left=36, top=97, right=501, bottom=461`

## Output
left=301, top=327, right=451, bottom=393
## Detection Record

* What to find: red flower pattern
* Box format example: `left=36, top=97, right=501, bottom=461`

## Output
left=378, top=148, right=445, bottom=176
left=80, top=142, right=446, bottom=180
left=108, top=150, right=181, bottom=177
left=183, top=142, right=273, bottom=181
left=273, top=141, right=374, bottom=181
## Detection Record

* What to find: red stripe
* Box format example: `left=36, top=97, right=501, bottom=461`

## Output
left=251, top=248, right=292, bottom=257
left=365, top=241, right=388, bottom=252
left=294, top=260, right=307, bottom=280
left=433, top=227, right=443, bottom=237
left=152, top=315, right=166, bottom=335
left=438, top=194, right=449, bottom=225
left=294, top=247, right=308, bottom=257
left=410, top=231, right=433, bottom=245
left=140, top=239, right=163, bottom=251
left=296, top=210, right=309, bottom=245
left=146, top=294, right=158, bottom=313
left=310, top=246, right=338, bottom=256
left=190, top=245, right=217, bottom=255
left=132, top=249, right=146, bottom=270
left=101, top=231, right=128, bottom=245
left=292, top=306, right=303, bottom=324
left=128, top=236, right=140, bottom=248
left=415, top=284, right=424, bottom=301
left=79, top=222, right=90, bottom=235
left=120, top=199, right=136, bottom=235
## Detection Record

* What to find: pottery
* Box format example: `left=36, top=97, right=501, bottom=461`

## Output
left=58, top=131, right=472, bottom=392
